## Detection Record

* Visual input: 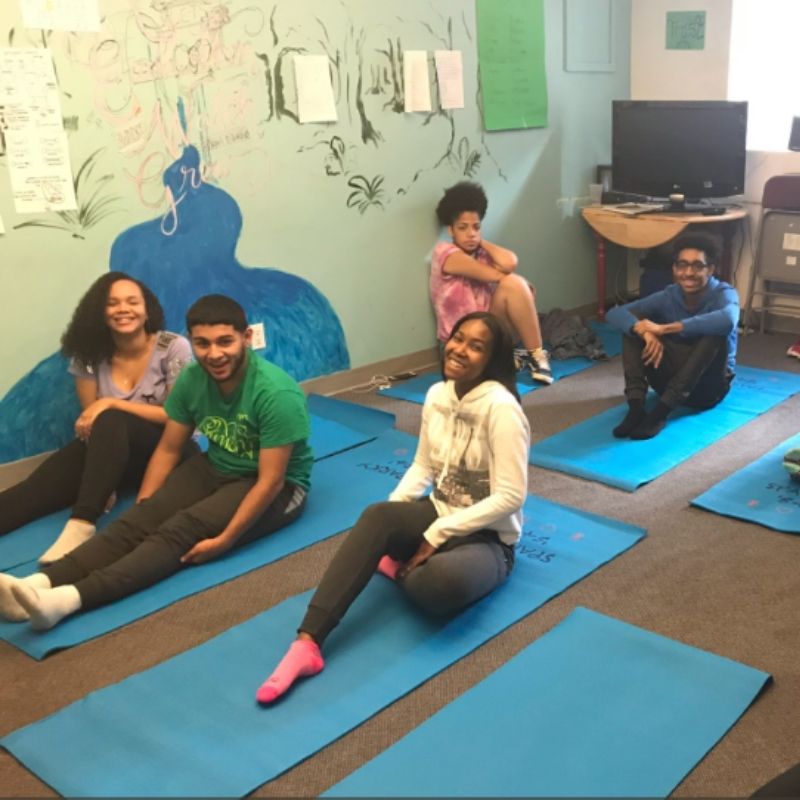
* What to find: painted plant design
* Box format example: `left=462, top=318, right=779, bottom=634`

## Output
left=12, top=148, right=123, bottom=239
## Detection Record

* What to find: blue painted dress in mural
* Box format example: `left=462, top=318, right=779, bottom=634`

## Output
left=0, top=146, right=349, bottom=462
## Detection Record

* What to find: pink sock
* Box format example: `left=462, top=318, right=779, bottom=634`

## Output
left=256, top=639, right=324, bottom=705
left=377, top=555, right=403, bottom=581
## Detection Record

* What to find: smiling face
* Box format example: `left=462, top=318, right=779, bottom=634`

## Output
left=104, top=279, right=147, bottom=336
left=672, top=247, right=714, bottom=296
left=443, top=318, right=493, bottom=395
left=190, top=323, right=252, bottom=393
left=448, top=211, right=482, bottom=255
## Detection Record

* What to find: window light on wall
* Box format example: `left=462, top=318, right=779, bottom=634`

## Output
left=728, top=0, right=800, bottom=152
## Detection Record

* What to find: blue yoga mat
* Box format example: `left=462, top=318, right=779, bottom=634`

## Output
left=692, top=432, right=800, bottom=533
left=325, top=607, right=770, bottom=798
left=532, top=366, right=800, bottom=492
left=0, top=430, right=418, bottom=659
left=0, top=397, right=395, bottom=573
left=306, top=394, right=396, bottom=458
left=0, top=498, right=134, bottom=574
left=1, top=499, right=644, bottom=797
left=380, top=321, right=621, bottom=404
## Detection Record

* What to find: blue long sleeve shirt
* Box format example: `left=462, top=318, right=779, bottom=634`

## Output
left=606, top=277, right=739, bottom=371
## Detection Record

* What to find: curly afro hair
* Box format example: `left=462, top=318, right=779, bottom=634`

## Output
left=61, top=271, right=164, bottom=370
left=671, top=232, right=720, bottom=265
left=435, top=181, right=488, bottom=226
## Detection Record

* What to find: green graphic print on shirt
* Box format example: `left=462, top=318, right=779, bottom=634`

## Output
left=199, top=412, right=260, bottom=461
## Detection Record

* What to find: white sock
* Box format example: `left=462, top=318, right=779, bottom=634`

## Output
left=0, top=572, right=51, bottom=622
left=11, top=583, right=80, bottom=631
left=39, top=519, right=96, bottom=565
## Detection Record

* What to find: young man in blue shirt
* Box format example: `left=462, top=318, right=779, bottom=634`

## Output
left=606, top=233, right=739, bottom=440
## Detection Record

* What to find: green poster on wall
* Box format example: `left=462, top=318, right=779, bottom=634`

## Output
left=476, top=0, right=548, bottom=131
left=666, top=11, right=706, bottom=50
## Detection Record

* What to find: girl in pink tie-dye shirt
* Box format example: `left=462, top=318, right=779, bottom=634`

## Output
left=430, top=182, right=553, bottom=385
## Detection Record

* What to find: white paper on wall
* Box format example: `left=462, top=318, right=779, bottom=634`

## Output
left=19, top=0, right=101, bottom=33
left=6, top=128, right=77, bottom=213
left=0, top=48, right=77, bottom=213
left=294, top=54, right=338, bottom=123
left=403, top=50, right=432, bottom=112
left=434, top=50, right=464, bottom=109
left=0, top=212, right=5, bottom=234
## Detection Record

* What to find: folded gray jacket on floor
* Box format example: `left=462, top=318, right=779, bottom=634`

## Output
left=540, top=309, right=608, bottom=361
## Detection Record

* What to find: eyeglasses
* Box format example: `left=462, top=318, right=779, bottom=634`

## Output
left=674, top=260, right=709, bottom=272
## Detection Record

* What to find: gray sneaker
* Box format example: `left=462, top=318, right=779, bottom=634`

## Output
left=513, top=347, right=554, bottom=385
left=528, top=347, right=554, bottom=385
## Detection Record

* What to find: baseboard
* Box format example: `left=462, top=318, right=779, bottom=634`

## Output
left=301, top=301, right=614, bottom=396
left=572, top=300, right=613, bottom=320
left=300, top=346, right=441, bottom=396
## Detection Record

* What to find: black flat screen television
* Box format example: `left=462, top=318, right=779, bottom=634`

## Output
left=612, top=100, right=748, bottom=200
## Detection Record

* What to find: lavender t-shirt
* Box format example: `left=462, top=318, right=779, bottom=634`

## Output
left=68, top=331, right=192, bottom=405
left=430, top=241, right=497, bottom=342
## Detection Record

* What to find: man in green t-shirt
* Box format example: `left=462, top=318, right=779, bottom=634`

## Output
left=1, top=295, right=313, bottom=630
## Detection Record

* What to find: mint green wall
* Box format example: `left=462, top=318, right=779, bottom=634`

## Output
left=0, top=0, right=630, bottom=396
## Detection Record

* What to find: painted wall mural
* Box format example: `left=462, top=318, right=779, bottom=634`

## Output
left=0, top=143, right=349, bottom=462
left=34, top=0, right=504, bottom=219
left=3, top=1, right=506, bottom=250
left=0, top=0, right=517, bottom=463
left=275, top=5, right=507, bottom=206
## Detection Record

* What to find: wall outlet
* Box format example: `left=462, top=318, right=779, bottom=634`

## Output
left=250, top=322, right=267, bottom=350
left=556, top=197, right=576, bottom=219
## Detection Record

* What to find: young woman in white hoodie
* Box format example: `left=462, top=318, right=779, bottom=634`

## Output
left=256, top=311, right=531, bottom=704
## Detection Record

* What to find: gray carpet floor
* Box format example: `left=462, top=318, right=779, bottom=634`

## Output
left=1, top=330, right=799, bottom=797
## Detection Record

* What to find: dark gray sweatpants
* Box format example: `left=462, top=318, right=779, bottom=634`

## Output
left=300, top=498, right=515, bottom=645
left=42, top=453, right=306, bottom=610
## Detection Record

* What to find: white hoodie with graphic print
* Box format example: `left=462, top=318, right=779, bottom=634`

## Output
left=389, top=379, right=530, bottom=547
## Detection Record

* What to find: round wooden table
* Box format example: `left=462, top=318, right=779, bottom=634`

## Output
left=581, top=205, right=747, bottom=318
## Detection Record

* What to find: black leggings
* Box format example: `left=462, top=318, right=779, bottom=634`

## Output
left=0, top=409, right=184, bottom=536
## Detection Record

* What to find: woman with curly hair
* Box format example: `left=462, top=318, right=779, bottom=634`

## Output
left=431, top=181, right=553, bottom=385
left=0, top=272, right=193, bottom=562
